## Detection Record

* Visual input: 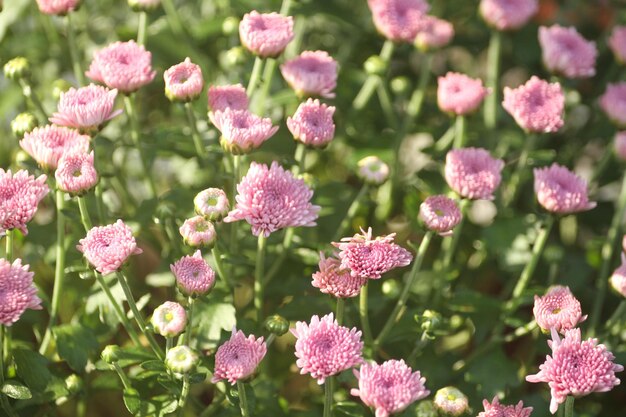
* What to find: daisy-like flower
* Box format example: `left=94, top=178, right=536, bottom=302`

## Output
left=609, top=26, right=626, bottom=64
left=128, top=0, right=160, bottom=12
left=351, top=359, right=429, bottom=417
left=0, top=258, right=42, bottom=326
left=292, top=313, right=363, bottom=384
left=280, top=51, right=338, bottom=99
left=437, top=72, right=490, bottom=116
left=287, top=98, right=336, bottom=148
left=170, top=250, right=216, bottom=297
left=357, top=156, right=390, bottom=185
left=86, top=40, right=156, bottom=93
left=445, top=148, right=504, bottom=200
left=20, top=125, right=91, bottom=170
left=526, top=328, right=623, bottom=414
left=209, top=109, right=278, bottom=155
left=477, top=397, right=533, bottom=417
left=49, top=84, right=122, bottom=132
left=414, top=16, right=454, bottom=52
left=165, top=345, right=198, bottom=374
left=239, top=11, right=294, bottom=58
left=194, top=188, right=229, bottom=221
left=332, top=228, right=413, bottom=279
left=0, top=169, right=49, bottom=235
left=433, top=386, right=469, bottom=417
left=163, top=58, right=204, bottom=102
left=179, top=216, right=216, bottom=247
left=419, top=195, right=462, bottom=236
left=36, top=0, right=80, bottom=15
left=615, top=132, right=626, bottom=162
left=502, top=76, right=564, bottom=133
left=367, top=0, right=430, bottom=43
left=609, top=256, right=626, bottom=298
left=479, top=0, right=538, bottom=31
left=211, top=328, right=267, bottom=385
left=224, top=161, right=320, bottom=237
left=538, top=25, right=597, bottom=79
left=151, top=301, right=187, bottom=338
left=55, top=151, right=98, bottom=195
left=599, top=82, right=626, bottom=128
left=533, top=286, right=586, bottom=334
left=533, top=163, right=596, bottom=214
left=311, top=253, right=368, bottom=298
left=77, top=220, right=143, bottom=275
left=208, top=84, right=249, bottom=112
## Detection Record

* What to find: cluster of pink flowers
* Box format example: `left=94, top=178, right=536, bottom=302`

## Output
left=532, top=286, right=586, bottom=333
left=0, top=258, right=42, bottom=325
left=170, top=250, right=216, bottom=296
left=77, top=220, right=142, bottom=275
left=280, top=51, right=338, bottom=99
left=437, top=72, right=490, bottom=116
left=502, top=76, right=564, bottom=133
left=538, top=25, right=597, bottom=79
left=533, top=164, right=596, bottom=214
left=311, top=253, right=367, bottom=298
left=0, top=169, right=49, bottom=235
left=211, top=328, right=267, bottom=384
left=445, top=148, right=504, bottom=200
left=239, top=11, right=294, bottom=58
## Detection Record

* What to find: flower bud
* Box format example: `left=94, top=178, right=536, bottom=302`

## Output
left=51, top=79, right=73, bottom=101
left=101, top=345, right=121, bottom=364
left=364, top=55, right=386, bottom=76
left=151, top=301, right=187, bottom=338
left=222, top=17, right=240, bottom=36
left=11, top=113, right=38, bottom=138
left=128, top=0, right=160, bottom=12
left=194, top=188, right=230, bottom=221
left=419, top=310, right=442, bottom=334
left=357, top=156, right=389, bottom=185
left=4, top=57, right=30, bottom=81
left=382, top=279, right=400, bottom=298
left=165, top=345, right=198, bottom=374
left=433, top=386, right=469, bottom=416
left=222, top=47, right=247, bottom=69
left=415, top=400, right=438, bottom=417
left=65, top=374, right=84, bottom=395
left=390, top=76, right=410, bottom=95
left=265, top=314, right=290, bottom=336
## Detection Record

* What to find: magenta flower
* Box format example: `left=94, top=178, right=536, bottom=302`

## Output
left=225, top=161, right=320, bottom=237
left=367, top=0, right=430, bottom=43
left=533, top=163, right=596, bottom=214
left=414, top=16, right=454, bottom=52
left=194, top=188, right=230, bottom=221
left=20, top=125, right=91, bottom=170
left=36, top=0, right=80, bottom=15
left=437, top=72, right=490, bottom=116
left=502, top=76, right=564, bottom=133
left=445, top=148, right=504, bottom=200
left=615, top=132, right=626, bottom=162
left=357, top=156, right=390, bottom=185
left=209, top=109, right=278, bottom=155
left=164, top=58, right=204, bottom=102
left=533, top=286, right=586, bottom=334
left=479, top=0, right=538, bottom=31
left=538, top=25, right=597, bottom=79
left=477, top=397, right=533, bottom=417
left=610, top=257, right=626, bottom=298
left=207, top=84, right=249, bottom=112
left=170, top=250, right=216, bottom=297
left=599, top=82, right=626, bottom=128
left=179, top=216, right=216, bottom=247
left=239, top=11, right=294, bottom=58
left=280, top=51, right=338, bottom=99
left=311, top=253, right=367, bottom=298
left=419, top=195, right=462, bottom=236
left=526, top=328, right=623, bottom=414
left=151, top=301, right=187, bottom=338
left=211, top=328, right=267, bottom=385
left=287, top=98, right=336, bottom=148
left=292, top=313, right=363, bottom=384
left=49, top=84, right=122, bottom=132
left=609, top=26, right=626, bottom=64
left=0, top=258, right=42, bottom=326
left=0, top=169, right=49, bottom=235
left=55, top=151, right=98, bottom=195
left=351, top=359, right=429, bottom=417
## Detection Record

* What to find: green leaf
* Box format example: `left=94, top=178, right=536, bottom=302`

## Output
left=1, top=380, right=32, bottom=399
left=53, top=323, right=99, bottom=372
left=123, top=388, right=142, bottom=415
left=13, top=348, right=51, bottom=392
left=195, top=300, right=236, bottom=349
left=188, top=372, right=206, bottom=384
left=140, top=360, right=167, bottom=372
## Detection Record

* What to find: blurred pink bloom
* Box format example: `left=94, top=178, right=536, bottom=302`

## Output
left=208, top=84, right=249, bottom=112
left=151, top=301, right=187, bottom=338
left=533, top=163, right=596, bottom=214
left=357, top=156, right=390, bottom=185
left=311, top=253, right=367, bottom=298
left=179, top=216, right=216, bottom=247
left=437, top=72, right=490, bottom=116
left=533, top=286, right=586, bottom=334
left=55, top=151, right=98, bottom=195
left=608, top=26, right=626, bottom=64
left=280, top=51, right=338, bottom=99
left=36, top=0, right=80, bottom=15
left=414, top=16, right=454, bottom=51
left=615, top=132, right=626, bottom=161
left=164, top=58, right=204, bottom=102
left=445, top=148, right=504, bottom=200
left=502, top=76, right=564, bottom=133
left=0, top=258, right=42, bottom=326
left=610, top=256, right=626, bottom=298
left=287, top=98, right=336, bottom=148
left=49, top=84, right=122, bottom=132
left=0, top=169, right=49, bottom=235
left=239, top=11, right=294, bottom=58
left=170, top=250, right=215, bottom=297
left=599, top=82, right=626, bottom=128
left=479, top=0, right=538, bottom=31
left=209, top=109, right=278, bottom=155
left=477, top=397, right=532, bottom=417
left=538, top=25, right=597, bottom=79
left=367, top=0, right=430, bottom=43
left=194, top=188, right=229, bottom=221
left=419, top=195, right=462, bottom=236
left=20, top=125, right=90, bottom=170
left=211, top=328, right=267, bottom=384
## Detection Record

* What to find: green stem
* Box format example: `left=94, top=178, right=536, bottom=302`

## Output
left=323, top=378, right=333, bottom=417
left=353, top=41, right=395, bottom=110
left=440, top=200, right=469, bottom=272
left=484, top=30, right=501, bottom=129
left=112, top=362, right=132, bottom=389
left=77, top=196, right=93, bottom=229
left=376, top=81, right=398, bottom=127
left=254, top=58, right=277, bottom=115
left=279, top=0, right=292, bottom=14
left=124, top=95, right=157, bottom=199
left=0, top=327, right=18, bottom=417
left=211, top=246, right=231, bottom=289
left=183, top=297, right=195, bottom=346
left=92, top=138, right=107, bottom=223
left=178, top=375, right=190, bottom=417
left=66, top=13, right=85, bottom=86
left=335, top=298, right=345, bottom=326
left=166, top=337, right=173, bottom=353
left=359, top=284, right=374, bottom=346
left=184, top=102, right=206, bottom=160
left=333, top=184, right=369, bottom=242
left=452, top=115, right=466, bottom=149
left=293, top=143, right=306, bottom=176
left=18, top=78, right=47, bottom=121
left=137, top=11, right=147, bottom=45
left=606, top=300, right=626, bottom=331
left=264, top=227, right=295, bottom=285
left=229, top=155, right=241, bottom=260
left=564, top=396, right=575, bottom=417
left=406, top=54, right=433, bottom=120
left=254, top=233, right=267, bottom=322
left=504, top=134, right=537, bottom=207
left=5, top=229, right=13, bottom=261
left=236, top=381, right=250, bottom=417
left=247, top=57, right=264, bottom=97
left=161, top=0, right=185, bottom=38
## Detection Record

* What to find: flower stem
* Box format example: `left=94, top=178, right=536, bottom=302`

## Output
left=124, top=95, right=157, bottom=199
left=452, top=115, right=466, bottom=149
left=66, top=13, right=85, bottom=86
left=161, top=0, right=185, bottom=38
left=293, top=143, right=306, bottom=176
left=184, top=101, right=206, bottom=160
left=229, top=155, right=241, bottom=261
left=323, top=378, right=334, bottom=417
left=177, top=374, right=190, bottom=417
left=236, top=381, right=250, bottom=417
left=5, top=230, right=13, bottom=261
left=254, top=58, right=277, bottom=115
left=439, top=199, right=469, bottom=272
left=18, top=78, right=48, bottom=121
left=564, top=396, right=575, bottom=417
left=376, top=81, right=398, bottom=128
left=606, top=300, right=626, bottom=331
left=112, top=362, right=132, bottom=389
left=406, top=54, right=433, bottom=120
left=504, top=133, right=537, bottom=207
left=166, top=337, right=173, bottom=353
left=211, top=245, right=231, bottom=289
left=336, top=298, right=345, bottom=326
left=254, top=233, right=267, bottom=322
left=484, top=30, right=501, bottom=129
left=333, top=184, right=369, bottom=242
left=91, top=138, right=107, bottom=223
left=137, top=11, right=147, bottom=45
left=264, top=227, right=295, bottom=285
left=359, top=284, right=374, bottom=346
left=353, top=40, right=395, bottom=110
left=247, top=57, right=264, bottom=97
left=0, top=327, right=18, bottom=417
left=77, top=196, right=93, bottom=229
left=183, top=296, right=195, bottom=346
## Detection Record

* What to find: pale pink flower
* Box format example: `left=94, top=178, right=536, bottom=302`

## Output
left=280, top=51, right=338, bottom=99
left=20, top=125, right=90, bottom=170
left=55, top=151, right=98, bottom=195
left=209, top=109, right=278, bottom=155
left=0, top=258, right=42, bottom=326
left=445, top=148, right=504, bottom=200
left=533, top=164, right=596, bottom=214
left=437, top=72, right=490, bottom=115
left=538, top=25, right=597, bottom=79
left=367, top=0, right=430, bottom=43
left=179, top=216, right=216, bottom=247
left=609, top=256, right=626, bottom=298
left=414, top=16, right=454, bottom=51
left=311, top=253, right=367, bottom=298
left=207, top=84, right=249, bottom=112
left=357, top=156, right=390, bottom=185
left=419, top=195, right=462, bottom=236
left=36, top=0, right=80, bottom=15
left=479, top=0, right=538, bottom=31
left=211, top=328, right=267, bottom=385
left=225, top=161, right=320, bottom=237
left=49, top=84, right=122, bottom=132
left=608, top=26, right=626, bottom=64
left=151, top=301, right=187, bottom=338
left=351, top=359, right=429, bottom=417
left=477, top=397, right=533, bottom=417
left=170, top=250, right=216, bottom=297
left=77, top=220, right=143, bottom=275
left=433, top=387, right=469, bottom=417
left=194, top=188, right=229, bottom=221
left=502, top=76, right=564, bottom=133
left=526, top=328, right=623, bottom=414
left=533, top=286, right=586, bottom=334
left=164, top=58, right=204, bottom=102
left=165, top=345, right=198, bottom=374
left=614, top=132, right=626, bottom=161
left=0, top=169, right=49, bottom=235
left=292, top=313, right=363, bottom=384
left=239, top=11, right=294, bottom=58
left=599, top=82, right=626, bottom=128
left=86, top=40, right=156, bottom=93
left=287, top=98, right=336, bottom=148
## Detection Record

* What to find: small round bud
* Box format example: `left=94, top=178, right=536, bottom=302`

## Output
left=222, top=47, right=247, bottom=69
left=415, top=400, right=438, bottom=417
left=179, top=216, right=217, bottom=248
left=194, top=188, right=230, bottom=221
left=382, top=279, right=401, bottom=298
left=420, top=310, right=442, bottom=334
left=64, top=374, right=84, bottom=395
left=222, top=17, right=240, bottom=36
left=165, top=345, right=198, bottom=374
left=364, top=55, right=386, bottom=76
left=51, top=79, right=73, bottom=101
left=151, top=301, right=187, bottom=338
left=357, top=156, right=389, bottom=185
left=101, top=345, right=121, bottom=364
left=11, top=113, right=38, bottom=138
left=128, top=0, right=160, bottom=12
left=265, top=314, right=290, bottom=336
left=390, top=76, right=410, bottom=95
left=4, top=57, right=30, bottom=81
left=434, top=386, right=469, bottom=416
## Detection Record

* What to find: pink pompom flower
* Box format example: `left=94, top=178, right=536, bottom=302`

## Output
left=533, top=286, right=586, bottom=334
left=164, top=58, right=204, bottom=102
left=538, top=25, right=597, bottom=79
left=170, top=250, right=216, bottom=297
left=367, top=0, right=430, bottom=43
left=445, top=148, right=504, bottom=200
left=211, top=328, right=267, bottom=385
left=179, top=216, right=217, bottom=248
left=419, top=195, right=462, bottom=236
left=49, top=84, right=122, bottom=133
left=599, top=82, right=626, bottom=128
left=280, top=51, right=338, bottom=99
left=0, top=258, right=42, bottom=326
left=615, top=132, right=626, bottom=162
left=609, top=26, right=626, bottom=64
left=479, top=0, right=538, bottom=31
left=311, top=253, right=368, bottom=298
left=437, top=72, right=490, bottom=116
left=36, top=0, right=80, bottom=15
left=287, top=98, right=336, bottom=148
left=610, top=256, right=626, bottom=298
left=357, top=156, right=390, bottom=185
left=151, top=301, right=187, bottom=338
left=55, top=151, right=98, bottom=195
left=20, top=125, right=91, bottom=171
left=477, top=397, right=533, bottom=417
left=194, top=188, right=230, bottom=221
left=239, top=11, right=294, bottom=58
left=209, top=109, right=278, bottom=155
left=0, top=169, right=49, bottom=235
left=414, top=16, right=455, bottom=52
left=533, top=163, right=596, bottom=214
left=351, top=359, right=430, bottom=417
left=502, top=76, right=564, bottom=133
left=208, top=84, right=249, bottom=112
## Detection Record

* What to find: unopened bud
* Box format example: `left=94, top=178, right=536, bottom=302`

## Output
left=52, top=79, right=73, bottom=100
left=222, top=47, right=247, bottom=69
left=222, top=17, right=240, bottom=36
left=390, top=76, right=410, bottom=95
left=434, top=386, right=469, bottom=416
left=165, top=345, right=198, bottom=374
left=364, top=55, right=386, bottom=76
left=194, top=188, right=230, bottom=221
left=357, top=156, right=389, bottom=186
left=128, top=0, right=160, bottom=12
left=65, top=374, right=84, bottom=395
left=11, top=113, right=37, bottom=138
left=101, top=345, right=121, bottom=364
left=151, top=301, right=187, bottom=338
left=265, top=314, right=290, bottom=336
left=4, top=57, right=30, bottom=81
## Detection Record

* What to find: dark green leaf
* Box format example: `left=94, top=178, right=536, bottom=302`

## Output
left=188, top=372, right=206, bottom=384
left=53, top=323, right=99, bottom=372
left=1, top=380, right=32, bottom=399
left=123, top=388, right=142, bottom=415
left=13, top=348, right=51, bottom=392
left=140, top=360, right=167, bottom=372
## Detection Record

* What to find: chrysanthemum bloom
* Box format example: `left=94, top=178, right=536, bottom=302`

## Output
left=311, top=253, right=368, bottom=298
left=479, top=0, right=538, bottom=31
left=419, top=195, right=462, bottom=237
left=165, top=345, right=198, bottom=374
left=163, top=58, right=204, bottom=102
left=179, top=216, right=217, bottom=247
left=526, top=328, right=623, bottom=414
left=208, top=84, right=249, bottom=112
left=77, top=220, right=143, bottom=275
left=538, top=25, right=597, bottom=79
left=36, top=0, right=80, bottom=15
left=609, top=257, right=626, bottom=298
left=287, top=98, right=336, bottom=148
left=0, top=169, right=49, bottom=235
left=86, top=40, right=156, bottom=93
left=414, top=16, right=454, bottom=52
left=224, top=161, right=320, bottom=237
left=55, top=151, right=98, bottom=196
left=332, top=228, right=413, bottom=279
left=445, top=148, right=504, bottom=200
left=280, top=51, right=338, bottom=99
left=170, top=250, right=216, bottom=297
left=0, top=258, right=42, bottom=325
left=437, top=72, right=490, bottom=116
left=239, top=11, right=294, bottom=58
left=502, top=76, right=564, bottom=133
left=194, top=188, right=229, bottom=221
left=433, top=386, right=469, bottom=417
left=533, top=164, right=596, bottom=214
left=599, top=83, right=626, bottom=128
left=357, top=156, right=390, bottom=185
left=477, top=397, right=533, bottom=417
left=609, top=26, right=626, bottom=64
left=49, top=84, right=122, bottom=132
left=615, top=132, right=626, bottom=162
left=151, top=301, right=187, bottom=338
left=533, top=286, right=586, bottom=334
left=292, top=313, right=363, bottom=384
left=367, top=0, right=430, bottom=43
left=20, top=125, right=90, bottom=170
left=128, top=0, right=160, bottom=12
left=209, top=109, right=278, bottom=155
left=351, top=359, right=429, bottom=417
left=211, top=328, right=267, bottom=384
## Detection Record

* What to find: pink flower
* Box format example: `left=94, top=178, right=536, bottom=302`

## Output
left=477, top=397, right=533, bottom=417
left=526, top=328, right=623, bottom=414
left=311, top=253, right=367, bottom=298
left=292, top=313, right=363, bottom=384
left=36, top=0, right=80, bottom=15
left=437, top=72, right=490, bottom=116
left=609, top=256, right=626, bottom=298
left=479, top=0, right=538, bottom=31
left=533, top=163, right=596, bottom=214
left=77, top=220, right=143, bottom=275
left=599, top=82, right=626, bottom=128
left=367, top=0, right=430, bottom=43
left=179, top=216, right=217, bottom=247
left=502, top=76, right=564, bottom=133
left=414, top=16, right=454, bottom=52
left=211, top=328, right=267, bottom=385
left=209, top=109, right=278, bottom=155
left=357, top=156, right=390, bottom=185
left=239, top=11, right=294, bottom=58
left=0, top=169, right=49, bottom=235
left=55, top=151, right=98, bottom=195
left=445, top=148, right=504, bottom=200
left=86, top=40, right=156, bottom=93
left=332, top=228, right=413, bottom=279
left=20, top=125, right=91, bottom=170
left=208, top=84, right=249, bottom=112
left=0, top=258, right=42, bottom=326
left=351, top=359, right=429, bottom=417
left=194, top=188, right=230, bottom=221
left=164, top=58, right=204, bottom=102
left=419, top=195, right=462, bottom=236
left=287, top=98, right=336, bottom=148
left=225, top=161, right=320, bottom=237
left=151, top=301, right=187, bottom=338
left=615, top=132, right=626, bottom=162
left=608, top=26, right=626, bottom=64
left=538, top=25, right=597, bottom=79
left=49, top=84, right=122, bottom=132
left=280, top=51, right=338, bottom=99
left=533, top=286, right=586, bottom=334
left=170, top=250, right=216, bottom=297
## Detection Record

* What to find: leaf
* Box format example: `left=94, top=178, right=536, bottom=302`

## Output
left=464, top=348, right=520, bottom=397
left=13, top=348, right=51, bottom=392
left=145, top=271, right=175, bottom=287
left=140, top=360, right=167, bottom=372
left=195, top=300, right=236, bottom=350
left=1, top=380, right=32, bottom=399
left=188, top=372, right=206, bottom=384
left=123, top=388, right=142, bottom=415
left=53, top=323, right=99, bottom=372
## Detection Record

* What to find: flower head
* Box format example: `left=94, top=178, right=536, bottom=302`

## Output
left=614, top=132, right=626, bottom=162
left=599, top=82, right=626, bottom=128
left=0, top=258, right=42, bottom=326
left=55, top=151, right=98, bottom=195
left=164, top=58, right=204, bottom=102
left=445, top=148, right=504, bottom=200
left=357, top=156, right=390, bottom=185
left=414, top=16, right=454, bottom=52
left=208, top=84, right=249, bottom=112
left=239, top=11, right=294, bottom=58
left=437, top=72, right=490, bottom=116
left=477, top=397, right=533, bottom=417
left=151, top=301, right=187, bottom=338
left=49, top=84, right=122, bottom=132
left=194, top=188, right=229, bottom=221
left=211, top=328, right=267, bottom=384
left=128, top=0, right=160, bottom=12
left=533, top=286, right=586, bottom=334
left=287, top=99, right=336, bottom=148
left=312, top=253, right=368, bottom=298
left=165, top=345, right=198, bottom=374
left=170, top=250, right=216, bottom=297
left=179, top=216, right=216, bottom=247
left=280, top=51, right=338, bottom=99
left=609, top=26, right=626, bottom=64
left=502, top=76, right=564, bottom=133
left=209, top=109, right=278, bottom=155
left=36, top=0, right=80, bottom=15
left=538, top=25, right=597, bottom=79
left=609, top=256, right=626, bottom=298
left=0, top=169, right=49, bottom=235
left=533, top=163, right=596, bottom=214
left=367, top=0, right=430, bottom=43
left=419, top=195, right=462, bottom=236
left=433, top=386, right=469, bottom=417
left=479, top=0, right=538, bottom=31
left=20, top=125, right=90, bottom=170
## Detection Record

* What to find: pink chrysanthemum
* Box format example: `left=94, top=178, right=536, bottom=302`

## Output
left=0, top=169, right=49, bottom=235
left=194, top=188, right=229, bottom=221
left=479, top=0, right=538, bottom=31
left=538, top=25, right=597, bottom=79
left=287, top=99, right=336, bottom=148
left=533, top=286, right=586, bottom=334
left=164, top=58, right=204, bottom=102
left=332, top=228, right=413, bottom=279
left=419, top=195, right=462, bottom=237
left=20, top=125, right=91, bottom=170
left=292, top=313, right=363, bottom=384
left=239, top=11, right=294, bottom=58
left=351, top=359, right=430, bottom=417
left=615, top=132, right=626, bottom=162
left=36, top=0, right=80, bottom=15
left=414, top=16, right=454, bottom=52
left=367, top=0, right=430, bottom=43
left=207, top=84, right=249, bottom=112
left=526, top=328, right=623, bottom=414
left=170, top=250, right=216, bottom=297
left=55, top=151, right=98, bottom=195
left=77, top=220, right=142, bottom=275
left=0, top=258, right=42, bottom=326
left=49, top=84, right=122, bottom=132
left=179, top=216, right=216, bottom=247
left=209, top=109, right=278, bottom=155
left=609, top=26, right=626, bottom=64
left=599, top=82, right=626, bottom=128
left=151, top=301, right=187, bottom=338
left=224, top=161, right=320, bottom=237
left=211, top=328, right=267, bottom=385
left=502, top=76, right=564, bottom=133
left=280, top=51, right=338, bottom=99
left=533, top=163, right=596, bottom=214
left=437, top=72, right=490, bottom=116
left=609, top=256, right=626, bottom=298
left=357, top=156, right=390, bottom=185
left=445, top=148, right=504, bottom=200
left=311, top=253, right=368, bottom=298
left=477, top=397, right=533, bottom=417
left=86, top=40, right=156, bottom=93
